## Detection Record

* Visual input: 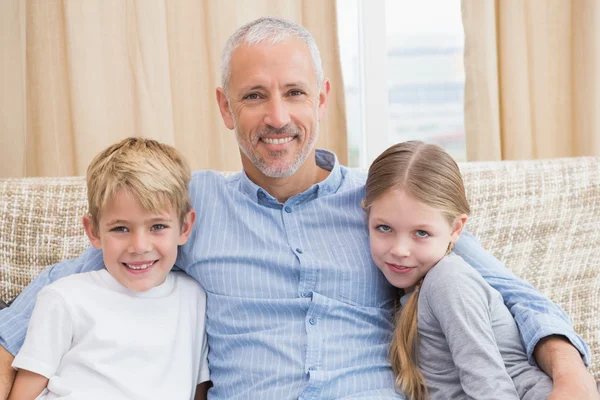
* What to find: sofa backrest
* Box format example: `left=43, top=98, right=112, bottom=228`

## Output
left=1, top=157, right=599, bottom=379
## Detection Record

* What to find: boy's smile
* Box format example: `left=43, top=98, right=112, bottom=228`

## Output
left=83, top=188, right=194, bottom=292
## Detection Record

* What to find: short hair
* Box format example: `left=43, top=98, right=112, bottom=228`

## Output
left=220, top=16, right=324, bottom=95
left=86, top=137, right=192, bottom=229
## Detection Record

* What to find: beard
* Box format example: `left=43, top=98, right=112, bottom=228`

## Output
left=235, top=124, right=319, bottom=179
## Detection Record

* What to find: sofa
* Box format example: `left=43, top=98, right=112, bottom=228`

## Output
left=1, top=157, right=599, bottom=382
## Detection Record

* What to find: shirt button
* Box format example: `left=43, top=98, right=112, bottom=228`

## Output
left=296, top=248, right=303, bottom=254
left=284, top=206, right=292, bottom=213
left=301, top=291, right=311, bottom=298
left=309, top=317, right=317, bottom=325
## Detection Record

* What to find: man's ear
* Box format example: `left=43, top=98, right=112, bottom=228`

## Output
left=450, top=214, right=468, bottom=243
left=82, top=214, right=102, bottom=249
left=216, top=88, right=235, bottom=130
left=178, top=209, right=196, bottom=245
left=317, top=79, right=331, bottom=120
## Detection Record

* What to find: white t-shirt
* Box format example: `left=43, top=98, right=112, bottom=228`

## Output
left=12, top=269, right=209, bottom=400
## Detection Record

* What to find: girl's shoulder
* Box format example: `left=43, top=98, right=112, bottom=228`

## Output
left=421, top=253, right=489, bottom=296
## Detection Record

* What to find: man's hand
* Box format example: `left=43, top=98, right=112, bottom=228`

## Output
left=0, top=345, right=15, bottom=400
left=534, top=336, right=599, bottom=399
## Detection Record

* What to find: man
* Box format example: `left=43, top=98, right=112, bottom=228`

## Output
left=0, top=17, right=597, bottom=400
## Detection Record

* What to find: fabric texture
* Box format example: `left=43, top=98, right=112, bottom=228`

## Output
left=413, top=253, right=552, bottom=399
left=0, top=151, right=596, bottom=397
left=12, top=269, right=209, bottom=400
left=462, top=0, right=600, bottom=160
left=0, top=0, right=347, bottom=177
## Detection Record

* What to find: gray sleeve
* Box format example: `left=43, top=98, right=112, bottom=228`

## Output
left=421, top=257, right=520, bottom=400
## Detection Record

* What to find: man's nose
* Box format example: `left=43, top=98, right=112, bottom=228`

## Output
left=128, top=232, right=151, bottom=254
left=263, top=96, right=291, bottom=129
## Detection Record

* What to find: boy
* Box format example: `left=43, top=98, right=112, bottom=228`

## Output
left=8, top=138, right=209, bottom=400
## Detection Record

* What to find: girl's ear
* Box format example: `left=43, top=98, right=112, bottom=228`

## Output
left=178, top=209, right=196, bottom=245
left=450, top=214, right=468, bottom=243
left=82, top=215, right=102, bottom=249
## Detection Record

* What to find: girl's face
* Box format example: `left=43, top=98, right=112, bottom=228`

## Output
left=368, top=188, right=465, bottom=292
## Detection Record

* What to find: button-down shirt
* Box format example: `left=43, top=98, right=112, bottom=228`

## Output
left=0, top=150, right=589, bottom=400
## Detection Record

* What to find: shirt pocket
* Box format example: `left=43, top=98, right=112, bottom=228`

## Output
left=332, top=246, right=396, bottom=309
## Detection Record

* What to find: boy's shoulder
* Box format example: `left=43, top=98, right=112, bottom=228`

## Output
left=38, top=270, right=103, bottom=305
left=171, top=271, right=206, bottom=297
left=46, top=270, right=100, bottom=292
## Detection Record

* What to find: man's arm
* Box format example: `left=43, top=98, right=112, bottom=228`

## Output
left=0, top=346, right=15, bottom=400
left=534, top=336, right=599, bottom=399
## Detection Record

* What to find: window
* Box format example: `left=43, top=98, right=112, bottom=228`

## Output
left=337, top=0, right=466, bottom=168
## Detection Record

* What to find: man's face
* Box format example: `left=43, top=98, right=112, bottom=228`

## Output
left=217, top=39, right=330, bottom=179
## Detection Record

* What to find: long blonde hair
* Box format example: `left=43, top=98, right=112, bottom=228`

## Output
left=363, top=141, right=470, bottom=400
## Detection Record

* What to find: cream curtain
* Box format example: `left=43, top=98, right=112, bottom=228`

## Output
left=0, top=0, right=347, bottom=177
left=462, top=0, right=600, bottom=161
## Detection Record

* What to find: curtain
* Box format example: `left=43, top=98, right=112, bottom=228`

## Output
left=0, top=0, right=347, bottom=177
left=462, top=0, right=600, bottom=161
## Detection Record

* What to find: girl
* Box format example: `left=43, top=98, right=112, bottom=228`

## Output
left=363, top=141, right=553, bottom=400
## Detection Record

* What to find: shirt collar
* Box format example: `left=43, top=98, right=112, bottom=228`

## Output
left=239, top=149, right=343, bottom=207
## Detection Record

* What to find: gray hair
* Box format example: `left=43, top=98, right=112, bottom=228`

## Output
left=220, top=17, right=324, bottom=95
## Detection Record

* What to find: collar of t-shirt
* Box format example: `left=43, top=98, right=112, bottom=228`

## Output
left=95, top=268, right=175, bottom=298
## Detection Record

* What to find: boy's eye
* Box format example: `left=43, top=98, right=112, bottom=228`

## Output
left=415, top=230, right=430, bottom=238
left=376, top=224, right=392, bottom=233
left=111, top=226, right=129, bottom=233
left=151, top=224, right=167, bottom=231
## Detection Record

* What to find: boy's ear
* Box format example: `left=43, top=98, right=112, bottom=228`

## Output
left=82, top=214, right=102, bottom=249
left=450, top=214, right=468, bottom=243
left=178, top=209, right=196, bottom=245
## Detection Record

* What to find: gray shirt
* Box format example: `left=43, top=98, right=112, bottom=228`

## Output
left=401, top=253, right=553, bottom=399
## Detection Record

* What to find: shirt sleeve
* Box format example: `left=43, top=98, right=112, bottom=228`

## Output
left=422, top=260, right=520, bottom=399
left=0, top=246, right=104, bottom=356
left=454, top=230, right=590, bottom=365
left=197, top=291, right=210, bottom=385
left=11, top=287, right=73, bottom=378
left=197, top=329, right=210, bottom=384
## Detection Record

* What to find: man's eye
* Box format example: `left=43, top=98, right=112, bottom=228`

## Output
left=376, top=225, right=392, bottom=233
left=288, top=90, right=304, bottom=96
left=243, top=93, right=261, bottom=100
left=415, top=230, right=430, bottom=238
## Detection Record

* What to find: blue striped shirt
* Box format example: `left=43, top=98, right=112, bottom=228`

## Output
left=0, top=150, right=589, bottom=400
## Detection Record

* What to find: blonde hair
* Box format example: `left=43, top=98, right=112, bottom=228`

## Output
left=363, top=141, right=470, bottom=400
left=86, top=137, right=192, bottom=230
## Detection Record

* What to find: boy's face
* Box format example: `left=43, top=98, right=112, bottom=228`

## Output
left=83, top=188, right=195, bottom=292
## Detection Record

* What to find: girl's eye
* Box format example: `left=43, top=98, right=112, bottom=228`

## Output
left=151, top=224, right=167, bottom=231
left=376, top=224, right=392, bottom=233
left=415, top=230, right=430, bottom=238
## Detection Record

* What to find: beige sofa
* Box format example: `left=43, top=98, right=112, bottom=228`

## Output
left=1, top=157, right=599, bottom=381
